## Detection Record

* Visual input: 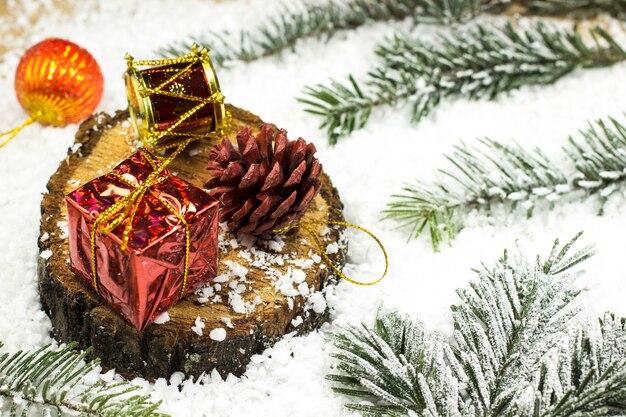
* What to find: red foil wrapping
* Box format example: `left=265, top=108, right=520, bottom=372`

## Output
left=65, top=150, right=219, bottom=330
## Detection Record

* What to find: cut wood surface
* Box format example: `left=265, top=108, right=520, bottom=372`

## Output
left=37, top=104, right=346, bottom=380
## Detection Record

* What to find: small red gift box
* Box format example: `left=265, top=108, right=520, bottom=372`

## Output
left=65, top=149, right=219, bottom=330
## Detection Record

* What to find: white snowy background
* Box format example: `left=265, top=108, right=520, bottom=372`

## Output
left=0, top=1, right=625, bottom=416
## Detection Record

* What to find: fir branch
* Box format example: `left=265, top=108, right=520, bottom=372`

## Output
left=384, top=117, right=626, bottom=251
left=566, top=117, right=626, bottom=201
left=522, top=312, right=626, bottom=417
left=383, top=138, right=571, bottom=251
left=526, top=0, right=626, bottom=19
left=157, top=0, right=489, bottom=66
left=0, top=342, right=168, bottom=417
left=452, top=233, right=594, bottom=415
left=328, top=234, right=626, bottom=417
left=301, top=22, right=626, bottom=144
left=328, top=310, right=467, bottom=415
left=156, top=0, right=626, bottom=68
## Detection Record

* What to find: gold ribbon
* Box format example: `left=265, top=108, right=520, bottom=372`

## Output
left=0, top=116, right=36, bottom=149
left=273, top=221, right=388, bottom=286
left=90, top=142, right=192, bottom=296
left=90, top=47, right=232, bottom=296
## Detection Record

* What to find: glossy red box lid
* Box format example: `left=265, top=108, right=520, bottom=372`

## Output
left=65, top=150, right=219, bottom=330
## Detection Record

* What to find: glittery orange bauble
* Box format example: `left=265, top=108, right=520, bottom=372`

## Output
left=14, top=38, right=104, bottom=127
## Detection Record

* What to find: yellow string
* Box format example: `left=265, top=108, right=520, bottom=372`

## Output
left=129, top=44, right=201, bottom=68
left=90, top=140, right=193, bottom=296
left=140, top=92, right=226, bottom=151
left=273, top=221, right=388, bottom=286
left=0, top=117, right=36, bottom=149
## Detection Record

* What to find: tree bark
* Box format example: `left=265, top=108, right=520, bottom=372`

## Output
left=38, top=105, right=346, bottom=380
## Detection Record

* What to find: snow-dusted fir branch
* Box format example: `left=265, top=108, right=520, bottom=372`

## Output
left=329, top=234, right=626, bottom=417
left=156, top=0, right=488, bottom=65
left=567, top=117, right=626, bottom=203
left=156, top=0, right=625, bottom=67
left=526, top=0, right=626, bottom=19
left=383, top=138, right=570, bottom=251
left=521, top=312, right=626, bottom=416
left=384, top=117, right=626, bottom=251
left=301, top=22, right=626, bottom=144
left=0, top=342, right=167, bottom=417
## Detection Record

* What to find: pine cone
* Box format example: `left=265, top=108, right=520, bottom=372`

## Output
left=206, top=124, right=322, bottom=234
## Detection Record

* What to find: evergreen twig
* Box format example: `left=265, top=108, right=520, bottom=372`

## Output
left=0, top=342, right=168, bottom=416
left=157, top=0, right=626, bottom=68
left=301, top=22, right=626, bottom=144
left=156, top=0, right=489, bottom=65
left=526, top=0, right=626, bottom=19
left=384, top=117, right=626, bottom=251
left=328, top=234, right=626, bottom=417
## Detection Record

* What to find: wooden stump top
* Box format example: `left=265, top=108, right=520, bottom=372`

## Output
left=38, top=105, right=346, bottom=380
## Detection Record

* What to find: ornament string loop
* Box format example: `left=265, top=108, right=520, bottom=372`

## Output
left=0, top=117, right=36, bottom=149
left=90, top=140, right=193, bottom=296
left=273, top=221, right=388, bottom=287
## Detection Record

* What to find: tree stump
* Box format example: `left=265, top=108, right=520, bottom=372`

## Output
left=37, top=105, right=346, bottom=380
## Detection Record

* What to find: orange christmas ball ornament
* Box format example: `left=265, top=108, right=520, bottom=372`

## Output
left=0, top=38, right=104, bottom=149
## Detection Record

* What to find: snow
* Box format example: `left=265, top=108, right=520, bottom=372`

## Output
left=191, top=317, right=205, bottom=336
left=325, top=242, right=339, bottom=255
left=0, top=1, right=625, bottom=417
left=223, top=260, right=248, bottom=280
left=292, top=269, right=306, bottom=284
left=209, top=328, right=227, bottom=342
left=154, top=312, right=171, bottom=325
left=221, top=317, right=234, bottom=329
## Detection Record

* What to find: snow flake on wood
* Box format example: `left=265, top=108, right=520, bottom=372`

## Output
left=191, top=316, right=205, bottom=336
left=193, top=229, right=345, bottom=318
left=209, top=328, right=227, bottom=342
left=154, top=311, right=170, bottom=324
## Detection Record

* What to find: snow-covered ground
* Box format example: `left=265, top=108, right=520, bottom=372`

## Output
left=0, top=1, right=625, bottom=416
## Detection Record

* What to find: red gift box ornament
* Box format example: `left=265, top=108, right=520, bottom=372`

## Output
left=65, top=148, right=219, bottom=330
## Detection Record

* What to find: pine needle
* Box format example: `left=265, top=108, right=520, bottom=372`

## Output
left=157, top=0, right=626, bottom=68
left=156, top=0, right=488, bottom=65
left=301, top=22, right=626, bottom=144
left=527, top=0, right=626, bottom=18
left=0, top=342, right=168, bottom=417
left=329, top=236, right=626, bottom=417
left=384, top=116, right=626, bottom=251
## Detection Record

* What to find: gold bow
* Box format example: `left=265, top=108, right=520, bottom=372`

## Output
left=90, top=142, right=193, bottom=295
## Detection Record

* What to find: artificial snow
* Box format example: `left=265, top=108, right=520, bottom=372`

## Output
left=223, top=260, right=248, bottom=280
left=0, top=2, right=625, bottom=417
left=191, top=317, right=205, bottom=336
left=325, top=242, right=339, bottom=255
left=229, top=292, right=247, bottom=314
left=292, top=269, right=306, bottom=284
left=154, top=312, right=171, bottom=325
left=297, top=282, right=310, bottom=296
left=307, top=292, right=327, bottom=314
left=209, top=328, right=227, bottom=341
